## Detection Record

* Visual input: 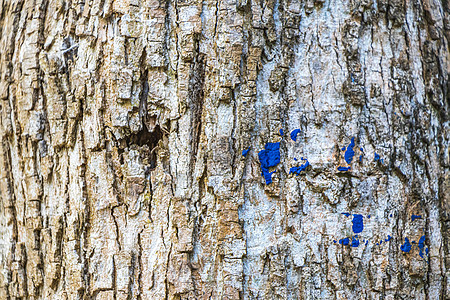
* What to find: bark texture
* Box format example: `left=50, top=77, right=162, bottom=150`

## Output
left=0, top=0, right=449, bottom=298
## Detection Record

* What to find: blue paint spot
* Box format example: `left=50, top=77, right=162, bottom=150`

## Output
left=242, top=147, right=250, bottom=157
left=418, top=235, right=425, bottom=258
left=376, top=243, right=379, bottom=245
left=400, top=238, right=412, bottom=253
left=289, top=160, right=310, bottom=176
left=294, top=158, right=298, bottom=161
left=258, top=142, right=281, bottom=184
left=359, top=155, right=363, bottom=162
left=374, top=153, right=380, bottom=161
left=425, top=248, right=429, bottom=255
left=301, top=157, right=306, bottom=161
left=390, top=214, right=393, bottom=217
left=262, top=170, right=276, bottom=184
left=360, top=147, right=364, bottom=152
left=380, top=240, right=383, bottom=244
left=279, top=129, right=284, bottom=136
left=365, top=240, right=369, bottom=246
left=352, top=236, right=360, bottom=247
left=344, top=137, right=356, bottom=164
left=259, top=143, right=281, bottom=168
left=337, top=166, right=351, bottom=171
left=333, top=240, right=337, bottom=243
left=385, top=235, right=392, bottom=242
left=352, top=214, right=364, bottom=234
left=411, top=215, right=422, bottom=222
left=290, top=129, right=300, bottom=141
left=367, top=215, right=371, bottom=218
left=339, top=238, right=350, bottom=245
left=341, top=212, right=351, bottom=217
left=341, top=146, right=346, bottom=151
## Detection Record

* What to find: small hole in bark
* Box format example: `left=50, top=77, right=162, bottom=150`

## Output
left=127, top=124, right=163, bottom=169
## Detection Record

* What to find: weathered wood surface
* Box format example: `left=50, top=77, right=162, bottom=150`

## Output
left=0, top=0, right=449, bottom=298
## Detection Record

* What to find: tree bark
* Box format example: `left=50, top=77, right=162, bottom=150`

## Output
left=0, top=0, right=449, bottom=299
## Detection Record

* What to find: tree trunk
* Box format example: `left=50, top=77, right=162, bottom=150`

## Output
left=0, top=0, right=449, bottom=298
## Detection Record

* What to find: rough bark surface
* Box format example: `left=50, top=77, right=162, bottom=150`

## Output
left=0, top=0, right=449, bottom=299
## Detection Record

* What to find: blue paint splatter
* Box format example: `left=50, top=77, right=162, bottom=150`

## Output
left=258, top=142, right=280, bottom=168
left=390, top=214, right=393, bottom=217
left=385, top=235, right=392, bottom=242
left=294, top=158, right=298, bottom=161
left=418, top=235, right=425, bottom=258
left=365, top=240, right=369, bottom=245
left=333, top=240, right=337, bottom=243
left=337, top=166, right=351, bottom=171
left=352, top=236, right=360, bottom=247
left=359, top=155, right=363, bottom=162
left=360, top=147, right=364, bottom=152
left=352, top=214, right=364, bottom=234
left=289, top=160, right=310, bottom=176
left=262, top=170, right=276, bottom=184
left=279, top=129, right=284, bottom=136
left=400, top=238, right=412, bottom=253
left=339, top=238, right=350, bottom=245
left=341, top=212, right=351, bottom=217
left=411, top=215, right=422, bottom=222
left=374, top=153, right=380, bottom=161
left=344, top=137, right=356, bottom=164
left=242, top=147, right=250, bottom=157
left=341, top=146, right=346, bottom=151
left=367, top=215, right=371, bottom=218
left=258, top=142, right=281, bottom=184
left=426, top=248, right=429, bottom=255
left=290, top=129, right=301, bottom=141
